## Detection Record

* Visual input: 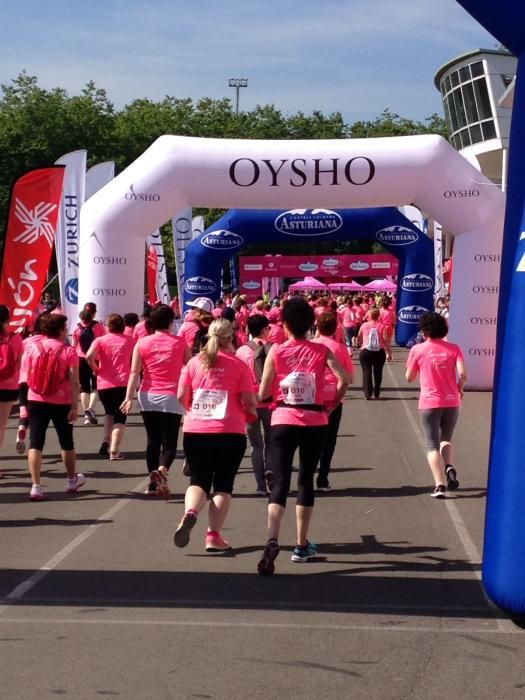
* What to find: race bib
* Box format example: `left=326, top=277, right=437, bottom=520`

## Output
left=191, top=389, right=228, bottom=420
left=280, top=371, right=316, bottom=405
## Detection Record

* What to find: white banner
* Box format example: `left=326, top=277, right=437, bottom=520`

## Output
left=146, top=229, right=170, bottom=304
left=192, top=215, right=205, bottom=239
left=85, top=161, right=115, bottom=200
left=55, top=150, right=87, bottom=328
left=433, top=221, right=445, bottom=301
left=172, top=207, right=192, bottom=298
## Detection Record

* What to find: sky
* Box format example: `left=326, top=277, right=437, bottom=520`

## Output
left=1, top=0, right=499, bottom=124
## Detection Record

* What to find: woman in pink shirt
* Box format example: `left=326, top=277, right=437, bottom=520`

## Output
left=174, top=319, right=256, bottom=553
left=406, top=312, right=467, bottom=498
left=0, top=305, right=23, bottom=476
left=256, top=297, right=350, bottom=575
left=86, top=314, right=134, bottom=460
left=72, top=308, right=105, bottom=425
left=25, top=313, right=82, bottom=501
left=313, top=312, right=354, bottom=491
left=357, top=308, right=389, bottom=400
left=379, top=297, right=395, bottom=361
left=121, top=305, right=191, bottom=498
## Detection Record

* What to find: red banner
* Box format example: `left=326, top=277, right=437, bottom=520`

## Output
left=240, top=254, right=398, bottom=279
left=146, top=245, right=159, bottom=304
left=0, top=167, right=65, bottom=330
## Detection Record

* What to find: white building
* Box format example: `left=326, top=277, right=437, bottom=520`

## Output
left=434, top=48, right=517, bottom=189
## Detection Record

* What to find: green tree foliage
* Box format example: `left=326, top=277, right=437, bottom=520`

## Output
left=0, top=73, right=448, bottom=263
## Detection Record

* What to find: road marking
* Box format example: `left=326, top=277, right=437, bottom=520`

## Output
left=386, top=364, right=515, bottom=634
left=0, top=616, right=519, bottom=635
left=0, top=480, right=148, bottom=616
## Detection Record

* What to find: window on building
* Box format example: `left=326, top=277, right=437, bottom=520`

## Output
left=482, top=120, right=496, bottom=140
left=469, top=123, right=483, bottom=144
left=473, top=78, right=493, bottom=120
left=470, top=61, right=484, bottom=78
left=462, top=82, right=478, bottom=123
left=459, top=66, right=470, bottom=83
left=450, top=71, right=460, bottom=88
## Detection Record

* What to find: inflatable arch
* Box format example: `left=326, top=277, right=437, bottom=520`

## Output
left=79, top=134, right=504, bottom=390
left=453, top=0, right=525, bottom=614
left=183, top=207, right=435, bottom=347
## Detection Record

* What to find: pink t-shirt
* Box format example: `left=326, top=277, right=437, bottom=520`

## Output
left=342, top=308, right=357, bottom=329
left=19, top=334, right=45, bottom=384
left=138, top=332, right=188, bottom=395
left=380, top=308, right=395, bottom=328
left=313, top=335, right=354, bottom=403
left=132, top=320, right=150, bottom=340
left=72, top=321, right=105, bottom=358
left=180, top=350, right=254, bottom=434
left=26, top=338, right=78, bottom=404
left=360, top=321, right=387, bottom=350
left=90, top=333, right=134, bottom=389
left=271, top=339, right=329, bottom=427
left=267, top=323, right=286, bottom=344
left=0, top=332, right=24, bottom=390
left=177, top=320, right=200, bottom=349
left=406, top=338, right=464, bottom=410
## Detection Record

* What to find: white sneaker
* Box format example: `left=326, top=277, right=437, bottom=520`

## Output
left=66, top=473, right=86, bottom=493
left=29, top=484, right=45, bottom=501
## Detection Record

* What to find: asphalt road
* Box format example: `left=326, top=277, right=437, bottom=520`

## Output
left=1, top=348, right=524, bottom=700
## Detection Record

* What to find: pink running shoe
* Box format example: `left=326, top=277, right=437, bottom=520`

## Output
left=205, top=533, right=231, bottom=552
left=66, top=473, right=86, bottom=493
left=29, top=484, right=45, bottom=501
left=150, top=469, right=170, bottom=500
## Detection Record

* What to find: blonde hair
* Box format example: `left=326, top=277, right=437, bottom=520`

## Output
left=200, top=319, right=233, bottom=369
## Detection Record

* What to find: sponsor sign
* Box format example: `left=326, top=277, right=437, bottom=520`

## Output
left=184, top=276, right=217, bottom=295
left=275, top=209, right=343, bottom=237
left=397, top=305, right=429, bottom=324
left=242, top=280, right=261, bottom=290
left=400, top=273, right=433, bottom=292
left=376, top=226, right=419, bottom=246
left=299, top=262, right=319, bottom=272
left=240, top=254, right=398, bottom=278
left=201, top=230, right=244, bottom=250
left=350, top=260, right=369, bottom=271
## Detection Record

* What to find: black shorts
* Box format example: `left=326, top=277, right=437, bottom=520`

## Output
left=183, top=432, right=247, bottom=495
left=98, top=387, right=127, bottom=424
left=79, top=357, right=96, bottom=394
left=28, top=401, right=74, bottom=452
left=0, top=389, right=19, bottom=402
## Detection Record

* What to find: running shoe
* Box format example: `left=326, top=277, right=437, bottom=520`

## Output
left=150, top=469, right=170, bottom=500
left=29, top=484, right=45, bottom=501
left=98, top=440, right=110, bottom=456
left=431, top=484, right=447, bottom=499
left=264, top=470, right=275, bottom=493
left=445, top=466, right=459, bottom=491
left=316, top=480, right=331, bottom=492
left=85, top=409, right=98, bottom=425
left=66, top=473, right=86, bottom=493
left=255, top=488, right=268, bottom=497
left=257, top=539, right=280, bottom=576
left=205, top=533, right=231, bottom=552
left=109, top=452, right=125, bottom=461
left=182, top=459, right=190, bottom=477
left=174, top=511, right=198, bottom=548
left=144, top=481, right=157, bottom=496
left=15, top=427, right=26, bottom=455
left=291, top=540, right=318, bottom=563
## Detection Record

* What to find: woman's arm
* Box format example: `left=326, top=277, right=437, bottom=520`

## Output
left=120, top=344, right=143, bottom=414
left=326, top=350, right=350, bottom=403
left=456, top=357, right=467, bottom=397
left=257, top=344, right=277, bottom=401
left=68, top=365, right=80, bottom=423
left=85, top=344, right=99, bottom=373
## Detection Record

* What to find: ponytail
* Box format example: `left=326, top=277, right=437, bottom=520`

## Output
left=200, top=319, right=233, bottom=370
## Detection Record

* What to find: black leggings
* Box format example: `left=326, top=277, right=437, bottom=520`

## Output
left=359, top=348, right=387, bottom=399
left=141, top=411, right=182, bottom=472
left=28, top=401, right=74, bottom=452
left=183, top=432, right=247, bottom=495
left=318, top=402, right=343, bottom=481
left=98, top=387, right=127, bottom=425
left=269, top=424, right=327, bottom=507
left=79, top=358, right=97, bottom=394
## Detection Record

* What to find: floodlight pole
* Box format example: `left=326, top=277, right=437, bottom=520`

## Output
left=228, top=78, right=248, bottom=115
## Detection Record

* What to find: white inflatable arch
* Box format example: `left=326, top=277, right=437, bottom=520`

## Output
left=79, top=135, right=504, bottom=388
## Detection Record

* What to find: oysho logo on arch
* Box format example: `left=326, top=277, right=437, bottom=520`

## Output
left=201, top=230, right=244, bottom=250
left=376, top=226, right=418, bottom=246
left=400, top=273, right=433, bottom=292
left=184, top=276, right=217, bottom=295
left=275, top=209, right=343, bottom=237
left=397, top=305, right=429, bottom=324
left=125, top=184, right=160, bottom=202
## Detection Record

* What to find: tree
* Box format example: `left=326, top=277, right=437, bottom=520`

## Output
left=349, top=108, right=447, bottom=139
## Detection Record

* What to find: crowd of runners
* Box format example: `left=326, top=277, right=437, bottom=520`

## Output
left=0, top=287, right=466, bottom=575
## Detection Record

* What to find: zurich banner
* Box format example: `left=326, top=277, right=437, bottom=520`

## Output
left=183, top=207, right=435, bottom=347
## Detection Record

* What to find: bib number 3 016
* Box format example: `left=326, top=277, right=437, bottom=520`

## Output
left=191, top=389, right=228, bottom=420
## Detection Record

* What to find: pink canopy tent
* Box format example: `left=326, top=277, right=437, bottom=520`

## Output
left=327, top=281, right=365, bottom=291
left=288, top=276, right=327, bottom=291
left=364, top=278, right=397, bottom=292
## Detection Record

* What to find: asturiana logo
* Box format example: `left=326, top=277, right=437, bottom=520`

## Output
left=242, top=280, right=261, bottom=290
left=275, top=209, right=343, bottom=237
left=376, top=226, right=418, bottom=246
left=299, top=262, right=319, bottom=272
left=400, top=273, right=433, bottom=292
left=350, top=260, right=369, bottom=271
left=184, top=276, right=217, bottom=294
left=201, top=230, right=244, bottom=250
left=397, top=305, right=429, bottom=324
left=322, top=258, right=339, bottom=267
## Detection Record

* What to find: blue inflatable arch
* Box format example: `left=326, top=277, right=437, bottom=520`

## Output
left=184, top=207, right=434, bottom=346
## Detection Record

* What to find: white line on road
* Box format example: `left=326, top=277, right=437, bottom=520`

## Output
left=386, top=364, right=515, bottom=634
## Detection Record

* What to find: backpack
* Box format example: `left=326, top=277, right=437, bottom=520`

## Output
left=191, top=324, right=209, bottom=356
left=77, top=321, right=97, bottom=353
left=28, top=341, right=66, bottom=395
left=364, top=326, right=381, bottom=352
left=0, top=333, right=16, bottom=380
left=248, top=341, right=272, bottom=383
